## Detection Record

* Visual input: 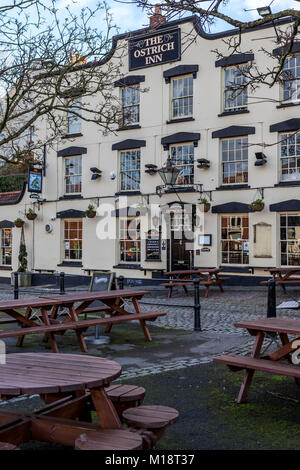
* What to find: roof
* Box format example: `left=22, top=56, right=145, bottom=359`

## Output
left=0, top=182, right=26, bottom=205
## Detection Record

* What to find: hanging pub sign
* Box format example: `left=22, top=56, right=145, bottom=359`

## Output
left=129, top=27, right=181, bottom=71
left=28, top=167, right=43, bottom=193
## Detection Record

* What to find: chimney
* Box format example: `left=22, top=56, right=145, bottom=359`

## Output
left=70, top=54, right=87, bottom=66
left=150, top=5, right=166, bottom=28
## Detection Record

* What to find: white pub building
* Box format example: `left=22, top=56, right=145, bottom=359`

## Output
left=0, top=11, right=300, bottom=286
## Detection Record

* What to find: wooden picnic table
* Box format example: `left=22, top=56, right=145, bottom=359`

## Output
left=263, top=267, right=300, bottom=291
left=161, top=268, right=227, bottom=298
left=0, top=353, right=178, bottom=450
left=214, top=317, right=300, bottom=403
left=0, top=289, right=166, bottom=353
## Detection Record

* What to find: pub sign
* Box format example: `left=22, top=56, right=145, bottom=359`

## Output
left=28, top=167, right=43, bottom=193
left=129, top=27, right=181, bottom=71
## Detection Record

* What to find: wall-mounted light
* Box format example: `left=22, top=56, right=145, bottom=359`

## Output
left=90, top=167, right=102, bottom=180
left=197, top=158, right=210, bottom=169
left=145, top=164, right=158, bottom=175
left=257, top=6, right=271, bottom=17
left=255, top=152, right=267, bottom=166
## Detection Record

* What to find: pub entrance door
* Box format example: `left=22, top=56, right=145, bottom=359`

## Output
left=166, top=204, right=195, bottom=271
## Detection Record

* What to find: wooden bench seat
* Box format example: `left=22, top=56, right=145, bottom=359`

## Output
left=0, top=312, right=166, bottom=339
left=75, top=429, right=143, bottom=450
left=213, top=354, right=300, bottom=378
left=105, top=384, right=146, bottom=418
left=122, top=405, right=179, bottom=446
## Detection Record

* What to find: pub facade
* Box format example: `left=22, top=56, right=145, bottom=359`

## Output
left=0, top=12, right=299, bottom=284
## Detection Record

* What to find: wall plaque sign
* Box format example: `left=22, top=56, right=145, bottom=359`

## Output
left=129, top=27, right=181, bottom=71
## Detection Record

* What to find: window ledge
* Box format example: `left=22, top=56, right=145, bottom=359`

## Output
left=216, top=184, right=250, bottom=191
left=117, top=125, right=141, bottom=131
left=61, top=133, right=83, bottom=139
left=218, top=109, right=249, bottom=117
left=59, top=195, right=83, bottom=200
left=165, top=186, right=196, bottom=193
left=166, top=117, right=195, bottom=124
left=0, top=266, right=12, bottom=271
left=57, top=261, right=83, bottom=267
left=113, top=264, right=143, bottom=270
left=115, top=191, right=141, bottom=196
left=277, top=102, right=300, bottom=109
left=274, top=181, right=300, bottom=187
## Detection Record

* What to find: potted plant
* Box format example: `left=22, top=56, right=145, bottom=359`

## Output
left=85, top=204, right=97, bottom=218
left=249, top=199, right=265, bottom=212
left=26, top=208, right=37, bottom=220
left=17, top=241, right=31, bottom=286
left=14, top=218, right=25, bottom=228
left=198, top=197, right=211, bottom=213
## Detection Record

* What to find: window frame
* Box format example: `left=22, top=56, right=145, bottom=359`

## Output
left=0, top=228, right=12, bottom=266
left=62, top=218, right=83, bottom=262
left=169, top=142, right=195, bottom=186
left=121, top=85, right=140, bottom=127
left=119, top=148, right=141, bottom=192
left=66, top=97, right=82, bottom=135
left=281, top=54, right=300, bottom=104
left=280, top=213, right=300, bottom=266
left=170, top=74, right=193, bottom=120
left=119, top=217, right=141, bottom=264
left=220, top=136, right=249, bottom=185
left=221, top=214, right=249, bottom=266
left=223, top=64, right=248, bottom=113
left=279, top=131, right=300, bottom=182
left=64, top=155, right=82, bottom=195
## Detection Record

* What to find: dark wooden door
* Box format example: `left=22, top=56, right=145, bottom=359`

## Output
left=168, top=209, right=194, bottom=271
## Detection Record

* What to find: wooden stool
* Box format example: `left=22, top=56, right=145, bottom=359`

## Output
left=75, top=430, right=143, bottom=450
left=105, top=384, right=146, bottom=418
left=0, top=442, right=19, bottom=450
left=122, top=405, right=179, bottom=445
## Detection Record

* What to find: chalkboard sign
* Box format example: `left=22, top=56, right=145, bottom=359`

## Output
left=88, top=271, right=115, bottom=309
left=145, top=229, right=161, bottom=261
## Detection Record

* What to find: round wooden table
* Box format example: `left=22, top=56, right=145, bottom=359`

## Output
left=0, top=353, right=124, bottom=447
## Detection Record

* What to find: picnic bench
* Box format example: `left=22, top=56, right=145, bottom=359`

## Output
left=214, top=317, right=300, bottom=403
left=161, top=268, right=228, bottom=298
left=263, top=267, right=300, bottom=292
left=0, top=289, right=166, bottom=353
left=0, top=353, right=178, bottom=450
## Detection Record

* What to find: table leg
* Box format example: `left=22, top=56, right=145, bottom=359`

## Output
left=237, top=331, right=264, bottom=404
left=16, top=307, right=31, bottom=347
left=68, top=305, right=88, bottom=353
left=90, top=388, right=121, bottom=429
left=41, top=307, right=59, bottom=354
left=132, top=297, right=152, bottom=342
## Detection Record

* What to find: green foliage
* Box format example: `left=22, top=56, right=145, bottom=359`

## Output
left=18, top=243, right=28, bottom=273
left=251, top=199, right=264, bottom=205
left=26, top=208, right=36, bottom=216
left=0, top=174, right=26, bottom=192
left=87, top=204, right=95, bottom=212
left=199, top=197, right=209, bottom=204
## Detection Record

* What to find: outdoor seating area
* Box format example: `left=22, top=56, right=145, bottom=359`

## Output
left=161, top=268, right=228, bottom=298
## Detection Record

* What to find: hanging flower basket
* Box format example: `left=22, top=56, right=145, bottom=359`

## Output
left=26, top=212, right=37, bottom=220
left=249, top=200, right=264, bottom=212
left=14, top=218, right=25, bottom=228
left=198, top=198, right=211, bottom=213
left=86, top=210, right=96, bottom=218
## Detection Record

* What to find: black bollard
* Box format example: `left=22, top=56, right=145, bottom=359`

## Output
left=13, top=272, right=19, bottom=300
left=267, top=278, right=276, bottom=318
left=118, top=275, right=124, bottom=290
left=193, top=277, right=201, bottom=331
left=59, top=272, right=65, bottom=295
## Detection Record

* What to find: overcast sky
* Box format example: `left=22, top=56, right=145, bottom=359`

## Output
left=55, top=0, right=300, bottom=34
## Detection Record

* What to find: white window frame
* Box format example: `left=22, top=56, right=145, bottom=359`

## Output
left=221, top=214, right=249, bottom=266
left=221, top=137, right=248, bottom=185
left=66, top=97, right=82, bottom=134
left=119, top=217, right=141, bottom=264
left=223, top=65, right=248, bottom=112
left=281, top=54, right=300, bottom=104
left=280, top=213, right=300, bottom=266
left=121, top=85, right=140, bottom=126
left=170, top=143, right=194, bottom=186
left=64, top=155, right=82, bottom=195
left=119, top=148, right=141, bottom=192
left=279, top=131, right=300, bottom=182
left=0, top=228, right=12, bottom=266
left=170, top=74, right=193, bottom=119
left=63, top=219, right=82, bottom=261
